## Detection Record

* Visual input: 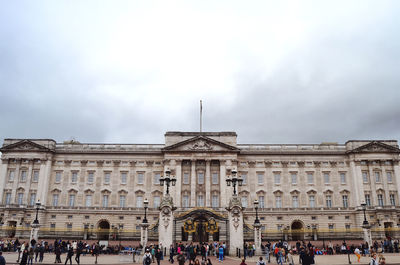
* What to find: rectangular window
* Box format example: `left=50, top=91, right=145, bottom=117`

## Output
left=102, top=195, right=109, bottom=207
left=259, top=196, right=265, bottom=208
left=154, top=196, right=160, bottom=208
left=345, top=224, right=351, bottom=230
left=67, top=223, right=72, bottom=231
left=328, top=224, right=334, bottom=230
left=104, top=172, right=111, bottom=184
left=8, top=170, right=15, bottom=181
left=292, top=196, right=298, bottom=208
left=85, top=195, right=92, bottom=207
left=197, top=195, right=204, bottom=207
left=87, top=172, right=94, bottom=183
left=71, top=172, right=78, bottom=183
left=5, top=193, right=11, bottom=205
left=182, top=195, right=189, bottom=207
left=275, top=196, right=282, bottom=208
left=20, top=170, right=27, bottom=182
left=17, top=193, right=23, bottom=205
left=362, top=172, right=369, bottom=183
left=390, top=194, right=396, bottom=206
left=377, top=194, right=384, bottom=206
left=212, top=195, right=219, bottom=208
left=365, top=194, right=371, bottom=206
left=212, top=173, right=219, bottom=184
left=307, top=173, right=314, bottom=184
left=324, top=173, right=330, bottom=184
left=257, top=173, right=264, bottom=184
left=274, top=173, right=281, bottom=184
left=53, top=194, right=59, bottom=206
left=241, top=174, right=247, bottom=185
left=375, top=172, right=381, bottom=183
left=291, top=173, right=297, bottom=185
left=136, top=196, right=143, bottom=208
left=32, top=171, right=39, bottom=182
left=55, top=172, right=62, bottom=183
left=342, top=195, right=348, bottom=208
left=340, top=173, right=346, bottom=184
left=326, top=195, right=332, bottom=208
left=154, top=173, right=161, bottom=184
left=183, top=172, right=190, bottom=184
left=241, top=197, right=248, bottom=208
left=68, top=194, right=75, bottom=207
left=387, top=172, right=393, bottom=183
left=121, top=172, right=127, bottom=184
left=30, top=193, right=36, bottom=206
left=198, top=172, right=205, bottom=184
left=309, top=195, right=315, bottom=208
left=119, top=195, right=126, bottom=207
left=137, top=173, right=144, bottom=184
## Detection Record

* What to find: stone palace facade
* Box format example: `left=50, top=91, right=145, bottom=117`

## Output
left=0, top=131, right=400, bottom=244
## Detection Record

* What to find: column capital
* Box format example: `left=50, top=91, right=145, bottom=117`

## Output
left=96, top=160, right=104, bottom=166
left=264, top=160, right=272, bottom=167
left=297, top=161, right=305, bottom=168
left=80, top=160, right=88, bottom=166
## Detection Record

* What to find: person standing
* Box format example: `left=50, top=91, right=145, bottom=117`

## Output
left=218, top=245, right=224, bottom=262
left=143, top=249, right=153, bottom=265
left=156, top=248, right=163, bottom=265
left=370, top=253, right=378, bottom=265
left=177, top=251, right=185, bottom=265
left=20, top=249, right=29, bottom=265
left=75, top=242, right=82, bottom=265
left=0, top=251, right=6, bottom=265
left=64, top=245, right=74, bottom=265
left=27, top=247, right=34, bottom=265
left=287, top=250, right=294, bottom=265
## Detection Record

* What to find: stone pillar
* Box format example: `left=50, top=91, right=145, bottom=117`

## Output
left=254, top=223, right=262, bottom=255
left=175, top=160, right=182, bottom=207
left=368, top=164, right=378, bottom=206
left=30, top=223, right=40, bottom=246
left=11, top=159, right=21, bottom=203
left=38, top=158, right=53, bottom=205
left=140, top=222, right=150, bottom=249
left=350, top=160, right=363, bottom=205
left=159, top=194, right=175, bottom=255
left=362, top=224, right=372, bottom=247
left=227, top=195, right=243, bottom=256
left=220, top=160, right=228, bottom=208
left=0, top=159, right=9, bottom=204
left=205, top=160, right=211, bottom=207
left=190, top=160, right=196, bottom=207
left=23, top=160, right=34, bottom=205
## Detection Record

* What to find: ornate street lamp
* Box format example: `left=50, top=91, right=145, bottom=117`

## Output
left=226, top=169, right=243, bottom=195
left=32, top=200, right=41, bottom=225
left=254, top=199, right=260, bottom=225
left=143, top=198, right=149, bottom=223
left=361, top=203, right=369, bottom=226
left=160, top=169, right=176, bottom=195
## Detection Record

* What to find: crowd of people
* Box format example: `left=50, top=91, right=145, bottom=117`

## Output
left=0, top=237, right=398, bottom=265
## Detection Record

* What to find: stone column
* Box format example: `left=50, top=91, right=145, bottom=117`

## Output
left=220, top=160, right=228, bottom=208
left=350, top=160, right=364, bottom=206
left=254, top=223, right=262, bottom=255
left=227, top=195, right=244, bottom=255
left=205, top=160, right=211, bottom=207
left=175, top=160, right=182, bottom=207
left=362, top=224, right=372, bottom=247
left=159, top=194, right=175, bottom=255
left=190, top=160, right=196, bottom=207
left=24, top=160, right=34, bottom=205
left=368, top=164, right=378, bottom=206
left=10, top=159, right=21, bottom=203
left=140, top=222, right=150, bottom=249
left=30, top=223, right=40, bottom=247
left=393, top=160, right=400, bottom=203
left=38, top=158, right=53, bottom=205
left=0, top=159, right=9, bottom=204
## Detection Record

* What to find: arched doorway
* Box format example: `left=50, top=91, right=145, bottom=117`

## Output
left=291, top=220, right=304, bottom=241
left=7, top=221, right=17, bottom=238
left=97, top=220, right=110, bottom=240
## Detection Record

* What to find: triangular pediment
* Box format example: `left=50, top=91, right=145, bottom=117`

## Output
left=163, top=135, right=239, bottom=153
left=0, top=140, right=53, bottom=153
left=347, top=141, right=400, bottom=154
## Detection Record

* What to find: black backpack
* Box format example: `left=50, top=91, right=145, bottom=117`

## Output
left=145, top=255, right=152, bottom=265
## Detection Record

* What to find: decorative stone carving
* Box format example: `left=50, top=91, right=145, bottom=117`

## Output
left=158, top=194, right=175, bottom=255
left=227, top=194, right=243, bottom=255
left=188, top=140, right=213, bottom=151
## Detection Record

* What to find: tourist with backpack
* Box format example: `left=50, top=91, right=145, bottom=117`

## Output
left=144, top=249, right=153, bottom=265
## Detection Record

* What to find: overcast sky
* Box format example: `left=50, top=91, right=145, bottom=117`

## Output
left=1, top=1, right=399, bottom=145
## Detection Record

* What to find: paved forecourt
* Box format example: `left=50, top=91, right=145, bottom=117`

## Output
left=2, top=252, right=400, bottom=265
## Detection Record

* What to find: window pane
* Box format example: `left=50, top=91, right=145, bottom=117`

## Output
left=88, top=172, right=94, bottom=183
left=55, top=172, right=62, bottom=183
left=387, top=172, right=393, bottom=183
left=274, top=173, right=280, bottom=184
left=103, top=195, right=109, bottom=207
left=154, top=196, right=160, bottom=208
left=258, top=196, right=265, bottom=208
left=137, top=173, right=144, bottom=184
left=85, top=195, right=92, bottom=207
left=212, top=173, right=219, bottom=184
left=292, top=196, right=298, bottom=208
left=258, top=173, right=264, bottom=184
left=8, top=170, right=15, bottom=181
left=212, top=195, right=219, bottom=208
left=241, top=197, right=248, bottom=208
left=17, top=193, right=23, bottom=205
left=71, top=172, right=78, bottom=183
left=340, top=173, right=346, bottom=184
left=119, top=195, right=126, bottom=207
left=30, top=193, right=36, bottom=206
left=241, top=174, right=247, bottom=185
left=307, top=173, right=314, bottom=184
left=198, top=172, right=204, bottom=184
left=121, top=172, right=127, bottom=184
left=275, top=196, right=282, bottom=208
left=136, top=196, right=143, bottom=207
left=309, top=195, right=315, bottom=208
left=20, top=171, right=27, bottom=181
left=53, top=194, right=59, bottom=206
left=375, top=172, right=381, bottom=183
left=362, top=172, right=369, bottom=183
left=365, top=195, right=371, bottom=206
left=104, top=172, right=111, bottom=183
left=33, top=171, right=39, bottom=182
left=183, top=172, right=190, bottom=184
left=154, top=173, right=160, bottom=184
left=291, top=173, right=297, bottom=184
left=324, top=173, right=330, bottom=184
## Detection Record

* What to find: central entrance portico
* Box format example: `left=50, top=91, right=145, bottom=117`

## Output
left=175, top=208, right=228, bottom=243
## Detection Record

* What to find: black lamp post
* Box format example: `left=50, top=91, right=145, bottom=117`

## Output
left=254, top=200, right=260, bottom=225
left=226, top=170, right=243, bottom=195
left=143, top=198, right=149, bottom=223
left=361, top=203, right=369, bottom=226
left=32, top=201, right=41, bottom=225
left=160, top=169, right=176, bottom=195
